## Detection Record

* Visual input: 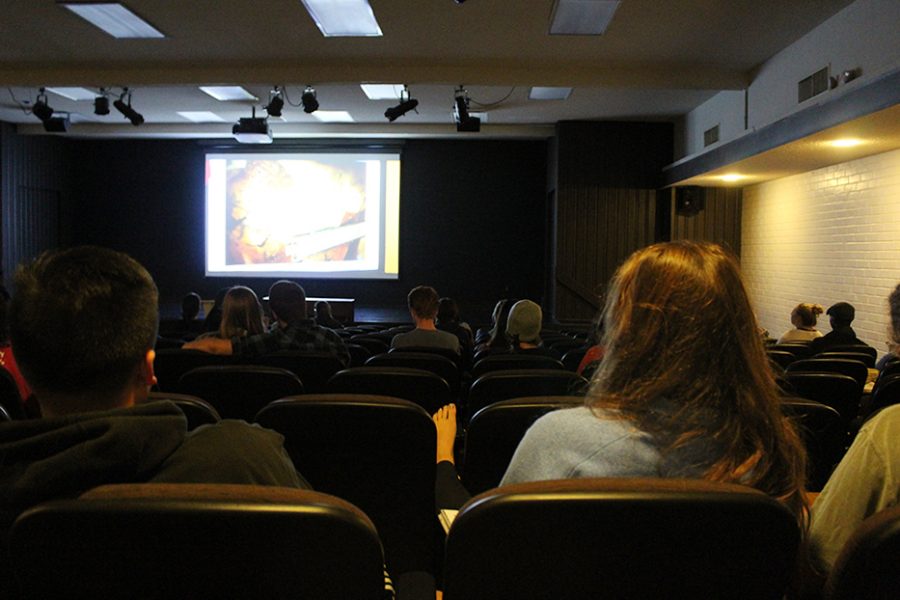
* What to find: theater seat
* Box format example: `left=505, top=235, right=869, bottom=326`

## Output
left=868, top=374, right=900, bottom=416
left=471, top=354, right=565, bottom=378
left=0, top=368, right=25, bottom=420
left=825, top=505, right=900, bottom=600
left=255, top=395, right=436, bottom=587
left=326, top=366, right=450, bottom=414
left=251, top=351, right=344, bottom=393
left=816, top=352, right=876, bottom=368
left=153, top=348, right=232, bottom=392
left=780, top=397, right=846, bottom=491
left=144, top=392, right=221, bottom=430
left=466, top=369, right=587, bottom=421
left=462, top=396, right=582, bottom=494
left=443, top=478, right=800, bottom=600
left=366, top=351, right=460, bottom=394
left=784, top=372, right=861, bottom=426
left=9, top=483, right=387, bottom=600
left=787, top=358, right=869, bottom=391
left=178, top=365, right=304, bottom=421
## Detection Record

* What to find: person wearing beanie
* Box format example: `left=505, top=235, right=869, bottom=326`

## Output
left=808, top=301, right=870, bottom=355
left=506, top=300, right=560, bottom=359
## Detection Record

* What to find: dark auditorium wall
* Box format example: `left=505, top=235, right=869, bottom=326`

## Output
left=552, top=121, right=674, bottom=321
left=65, top=138, right=548, bottom=318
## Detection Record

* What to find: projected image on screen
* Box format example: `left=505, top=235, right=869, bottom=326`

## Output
left=206, top=153, right=400, bottom=279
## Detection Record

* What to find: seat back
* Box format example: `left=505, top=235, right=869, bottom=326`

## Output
left=346, top=343, right=372, bottom=367
left=772, top=343, right=814, bottom=359
left=548, top=339, right=585, bottom=354
left=780, top=397, right=846, bottom=491
left=783, top=372, right=861, bottom=424
left=467, top=369, right=587, bottom=420
left=326, top=366, right=451, bottom=413
left=471, top=354, right=565, bottom=378
left=389, top=345, right=462, bottom=367
left=824, top=345, right=877, bottom=360
left=786, top=358, right=869, bottom=391
left=251, top=351, right=344, bottom=393
left=443, top=478, right=800, bottom=600
left=0, top=367, right=25, bottom=420
left=178, top=365, right=304, bottom=421
left=463, top=396, right=583, bottom=494
left=366, top=352, right=460, bottom=393
left=153, top=348, right=232, bottom=392
left=255, top=395, right=435, bottom=578
left=768, top=350, right=799, bottom=370
left=348, top=336, right=390, bottom=356
left=816, top=352, right=876, bottom=368
left=825, top=505, right=900, bottom=600
left=561, top=347, right=588, bottom=371
left=9, top=483, right=386, bottom=600
left=869, top=374, right=900, bottom=415
left=144, top=392, right=221, bottom=430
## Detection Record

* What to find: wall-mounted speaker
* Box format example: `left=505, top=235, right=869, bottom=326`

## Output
left=675, top=186, right=705, bottom=216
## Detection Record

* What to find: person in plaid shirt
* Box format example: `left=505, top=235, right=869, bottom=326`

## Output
left=184, top=280, right=349, bottom=366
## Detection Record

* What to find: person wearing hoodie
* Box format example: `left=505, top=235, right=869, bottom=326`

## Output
left=0, top=246, right=306, bottom=521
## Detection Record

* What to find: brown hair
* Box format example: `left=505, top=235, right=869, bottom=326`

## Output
left=589, top=241, right=808, bottom=524
left=792, top=303, right=824, bottom=329
left=889, top=283, right=900, bottom=344
left=268, top=280, right=306, bottom=324
left=408, top=285, right=439, bottom=320
left=219, top=286, right=265, bottom=339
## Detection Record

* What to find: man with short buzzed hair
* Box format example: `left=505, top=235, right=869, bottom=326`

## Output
left=391, top=285, right=460, bottom=354
left=0, top=247, right=305, bottom=518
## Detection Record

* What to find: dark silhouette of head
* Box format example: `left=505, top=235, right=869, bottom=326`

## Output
left=268, top=280, right=307, bottom=324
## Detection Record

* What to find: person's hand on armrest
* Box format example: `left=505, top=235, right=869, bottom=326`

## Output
left=182, top=337, right=233, bottom=355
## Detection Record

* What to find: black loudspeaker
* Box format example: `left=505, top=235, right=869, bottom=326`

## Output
left=675, top=186, right=705, bottom=216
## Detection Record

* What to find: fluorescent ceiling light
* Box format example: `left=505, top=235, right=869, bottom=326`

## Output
left=61, top=3, right=165, bottom=38
left=177, top=111, right=225, bottom=123
left=550, top=0, right=621, bottom=35
left=46, top=87, right=97, bottom=101
left=529, top=87, right=573, bottom=100
left=301, top=0, right=383, bottom=37
left=311, top=111, right=355, bottom=123
left=199, top=86, right=258, bottom=102
left=360, top=84, right=404, bottom=100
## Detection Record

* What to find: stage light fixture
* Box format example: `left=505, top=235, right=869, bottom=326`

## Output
left=453, top=86, right=480, bottom=132
left=43, top=116, right=70, bottom=133
left=265, top=87, right=284, bottom=117
left=232, top=106, right=272, bottom=144
left=384, top=86, right=418, bottom=122
left=301, top=86, right=319, bottom=114
left=32, top=89, right=54, bottom=122
left=94, top=91, right=110, bottom=116
left=113, top=89, right=144, bottom=126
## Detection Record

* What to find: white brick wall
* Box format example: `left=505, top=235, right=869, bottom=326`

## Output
left=742, top=148, right=900, bottom=359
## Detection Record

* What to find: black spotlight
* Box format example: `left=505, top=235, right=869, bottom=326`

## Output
left=265, top=87, right=284, bottom=117
left=454, top=86, right=480, bottom=132
left=94, top=95, right=110, bottom=116
left=32, top=90, right=54, bottom=122
left=301, top=86, right=319, bottom=114
left=113, top=89, right=144, bottom=126
left=43, top=116, right=70, bottom=133
left=384, top=86, right=418, bottom=122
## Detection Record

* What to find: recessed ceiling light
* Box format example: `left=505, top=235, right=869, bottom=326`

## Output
left=46, top=87, right=97, bottom=101
left=529, top=87, right=573, bottom=100
left=550, top=0, right=621, bottom=35
left=311, top=111, right=355, bottom=123
left=61, top=3, right=165, bottom=38
left=199, top=86, right=258, bottom=102
left=300, top=0, right=383, bottom=37
left=360, top=84, right=404, bottom=100
left=177, top=111, right=225, bottom=123
left=828, top=138, right=864, bottom=148
left=719, top=174, right=745, bottom=182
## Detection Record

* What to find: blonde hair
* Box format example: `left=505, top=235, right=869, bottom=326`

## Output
left=791, top=303, right=824, bottom=329
left=589, top=241, right=808, bottom=524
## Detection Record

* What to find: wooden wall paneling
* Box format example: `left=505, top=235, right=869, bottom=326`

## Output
left=671, top=186, right=743, bottom=255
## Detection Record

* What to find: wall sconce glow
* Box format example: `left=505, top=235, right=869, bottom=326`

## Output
left=719, top=174, right=745, bottom=182
left=828, top=138, right=863, bottom=148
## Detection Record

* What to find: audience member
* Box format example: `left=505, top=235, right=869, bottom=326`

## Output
left=184, top=280, right=350, bottom=365
left=808, top=282, right=900, bottom=575
left=314, top=300, right=343, bottom=330
left=505, top=299, right=560, bottom=359
left=474, top=298, right=516, bottom=356
left=436, top=297, right=474, bottom=364
left=808, top=302, right=870, bottom=355
left=777, top=303, right=825, bottom=344
left=0, top=247, right=306, bottom=519
left=202, top=287, right=230, bottom=333
left=434, top=241, right=808, bottom=527
left=391, top=286, right=460, bottom=354
left=197, top=286, right=265, bottom=340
